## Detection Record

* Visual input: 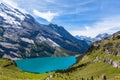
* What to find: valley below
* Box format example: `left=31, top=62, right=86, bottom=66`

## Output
left=1, top=31, right=120, bottom=80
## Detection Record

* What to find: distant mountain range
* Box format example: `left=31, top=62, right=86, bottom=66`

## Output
left=95, top=33, right=109, bottom=40
left=0, top=2, right=89, bottom=59
left=75, top=33, right=109, bottom=45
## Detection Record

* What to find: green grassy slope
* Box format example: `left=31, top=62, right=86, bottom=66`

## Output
left=0, top=58, right=53, bottom=80
left=51, top=39, right=120, bottom=80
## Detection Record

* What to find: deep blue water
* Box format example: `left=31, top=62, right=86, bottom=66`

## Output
left=15, top=56, right=76, bottom=73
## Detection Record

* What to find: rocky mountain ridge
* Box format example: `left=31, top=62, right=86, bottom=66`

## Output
left=0, top=2, right=89, bottom=60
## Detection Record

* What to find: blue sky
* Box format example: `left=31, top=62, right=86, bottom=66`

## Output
left=1, top=0, right=120, bottom=37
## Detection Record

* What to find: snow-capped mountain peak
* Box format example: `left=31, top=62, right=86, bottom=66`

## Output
left=75, top=33, right=109, bottom=45
left=95, top=33, right=109, bottom=40
left=0, top=3, right=25, bottom=28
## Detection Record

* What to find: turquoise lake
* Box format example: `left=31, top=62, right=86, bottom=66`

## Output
left=15, top=56, right=76, bottom=73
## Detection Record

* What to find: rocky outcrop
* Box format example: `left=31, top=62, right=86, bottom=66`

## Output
left=108, top=31, right=120, bottom=40
left=87, top=40, right=101, bottom=52
left=93, top=56, right=100, bottom=62
left=104, top=57, right=120, bottom=68
left=117, top=44, right=120, bottom=56
left=45, top=74, right=55, bottom=80
left=103, top=42, right=120, bottom=56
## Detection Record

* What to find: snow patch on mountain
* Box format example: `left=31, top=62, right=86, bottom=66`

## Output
left=21, top=38, right=34, bottom=44
left=95, top=33, right=109, bottom=40
left=0, top=42, right=19, bottom=49
left=37, top=36, right=47, bottom=42
left=0, top=3, right=25, bottom=28
left=37, top=36, right=60, bottom=48
left=0, top=12, right=21, bottom=27
left=47, top=38, right=60, bottom=48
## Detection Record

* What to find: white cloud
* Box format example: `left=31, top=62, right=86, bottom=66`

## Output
left=0, top=0, right=27, bottom=13
left=70, top=16, right=120, bottom=38
left=85, top=26, right=90, bottom=30
left=33, top=9, right=59, bottom=22
left=45, top=0, right=55, bottom=3
left=1, top=0, right=18, bottom=7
